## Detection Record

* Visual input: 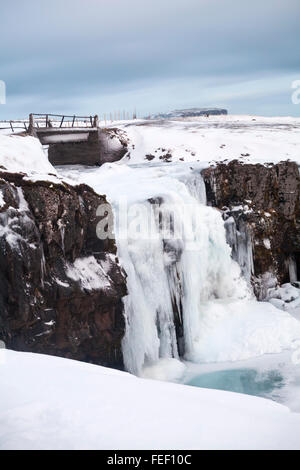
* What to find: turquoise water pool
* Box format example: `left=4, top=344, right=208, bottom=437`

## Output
left=186, top=368, right=285, bottom=399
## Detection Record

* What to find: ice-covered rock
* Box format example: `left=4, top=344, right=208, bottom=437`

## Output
left=202, top=160, right=300, bottom=298
left=0, top=172, right=126, bottom=368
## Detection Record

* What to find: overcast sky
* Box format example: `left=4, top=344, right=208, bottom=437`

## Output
left=0, top=0, right=300, bottom=119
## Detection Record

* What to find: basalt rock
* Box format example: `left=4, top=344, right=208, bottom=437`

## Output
left=202, top=160, right=300, bottom=298
left=0, top=171, right=127, bottom=368
left=98, top=128, right=129, bottom=164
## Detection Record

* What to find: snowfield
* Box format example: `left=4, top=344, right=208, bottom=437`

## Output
left=113, top=114, right=300, bottom=166
left=1, top=114, right=300, bottom=176
left=1, top=350, right=300, bottom=450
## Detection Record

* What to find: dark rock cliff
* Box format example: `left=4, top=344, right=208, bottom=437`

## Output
left=0, top=171, right=127, bottom=368
left=202, top=160, right=300, bottom=298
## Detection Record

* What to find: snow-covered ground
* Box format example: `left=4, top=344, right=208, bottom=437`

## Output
left=110, top=114, right=300, bottom=166
left=0, top=134, right=56, bottom=176
left=1, top=350, right=300, bottom=450
left=2, top=115, right=300, bottom=449
left=2, top=114, right=300, bottom=172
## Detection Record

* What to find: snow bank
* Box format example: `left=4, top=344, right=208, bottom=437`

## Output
left=268, top=283, right=300, bottom=321
left=0, top=135, right=55, bottom=175
left=1, top=350, right=300, bottom=450
left=193, top=300, right=300, bottom=363
left=141, top=358, right=186, bottom=382
left=269, top=283, right=300, bottom=307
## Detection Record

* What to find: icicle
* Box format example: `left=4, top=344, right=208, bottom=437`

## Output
left=117, top=172, right=250, bottom=374
left=224, top=216, right=254, bottom=285
left=60, top=225, right=65, bottom=255
left=57, top=220, right=65, bottom=255
left=40, top=247, right=46, bottom=288
left=288, top=255, right=298, bottom=283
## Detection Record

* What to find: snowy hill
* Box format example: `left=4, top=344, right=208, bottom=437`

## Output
left=1, top=350, right=300, bottom=450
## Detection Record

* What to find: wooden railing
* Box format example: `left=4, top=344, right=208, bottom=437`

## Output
left=0, top=114, right=99, bottom=134
left=0, top=120, right=29, bottom=132
left=1, top=110, right=139, bottom=134
left=29, top=113, right=99, bottom=130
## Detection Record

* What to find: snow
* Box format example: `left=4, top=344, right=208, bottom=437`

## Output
left=0, top=190, right=5, bottom=208
left=1, top=115, right=300, bottom=178
left=1, top=117, right=300, bottom=448
left=268, top=283, right=300, bottom=320
left=0, top=187, right=34, bottom=250
left=141, top=358, right=187, bottom=382
left=110, top=115, right=300, bottom=166
left=54, top=277, right=70, bottom=288
left=0, top=134, right=56, bottom=175
left=192, top=300, right=300, bottom=363
left=1, top=350, right=300, bottom=450
left=42, top=133, right=89, bottom=144
left=66, top=256, right=111, bottom=291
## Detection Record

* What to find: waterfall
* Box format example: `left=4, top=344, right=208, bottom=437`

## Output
left=113, top=171, right=250, bottom=375
left=60, top=162, right=300, bottom=376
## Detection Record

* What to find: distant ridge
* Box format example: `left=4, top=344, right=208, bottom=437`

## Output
left=151, top=107, right=228, bottom=119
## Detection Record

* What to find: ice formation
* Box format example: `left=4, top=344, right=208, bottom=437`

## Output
left=59, top=160, right=300, bottom=377
left=116, top=172, right=300, bottom=374
left=114, top=171, right=253, bottom=374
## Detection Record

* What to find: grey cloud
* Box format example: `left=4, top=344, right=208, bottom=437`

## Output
left=0, top=0, right=299, bottom=118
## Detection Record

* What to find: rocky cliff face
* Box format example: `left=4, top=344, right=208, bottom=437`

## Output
left=202, top=160, right=300, bottom=298
left=0, top=172, right=127, bottom=368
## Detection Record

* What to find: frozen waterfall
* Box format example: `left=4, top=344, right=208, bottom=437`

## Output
left=59, top=162, right=300, bottom=377
left=113, top=170, right=251, bottom=375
